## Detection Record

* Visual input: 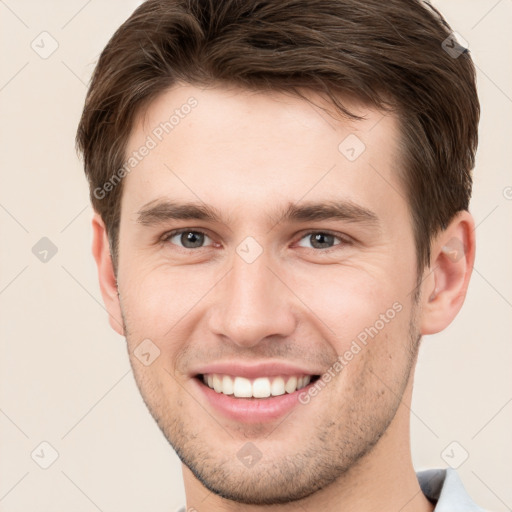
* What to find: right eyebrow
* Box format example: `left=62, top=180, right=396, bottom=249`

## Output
left=136, top=200, right=226, bottom=226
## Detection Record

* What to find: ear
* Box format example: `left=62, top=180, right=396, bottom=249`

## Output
left=419, top=210, right=476, bottom=335
left=91, top=213, right=125, bottom=336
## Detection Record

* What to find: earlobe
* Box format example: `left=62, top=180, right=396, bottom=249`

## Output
left=91, top=214, right=125, bottom=336
left=420, top=211, right=476, bottom=335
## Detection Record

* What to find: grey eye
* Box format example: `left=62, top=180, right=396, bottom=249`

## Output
left=297, top=232, right=341, bottom=249
left=168, top=230, right=212, bottom=249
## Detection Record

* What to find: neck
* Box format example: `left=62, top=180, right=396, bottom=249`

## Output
left=181, top=376, right=434, bottom=512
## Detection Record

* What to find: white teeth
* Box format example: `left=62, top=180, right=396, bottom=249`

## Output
left=270, top=377, right=285, bottom=396
left=202, top=374, right=313, bottom=398
left=252, top=377, right=271, bottom=398
left=284, top=376, right=298, bottom=394
left=222, top=375, right=234, bottom=395
left=213, top=374, right=222, bottom=393
left=233, top=377, right=252, bottom=398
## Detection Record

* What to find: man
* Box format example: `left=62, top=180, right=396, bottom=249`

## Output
left=76, top=0, right=484, bottom=510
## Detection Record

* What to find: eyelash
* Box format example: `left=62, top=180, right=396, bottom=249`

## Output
left=160, top=229, right=351, bottom=252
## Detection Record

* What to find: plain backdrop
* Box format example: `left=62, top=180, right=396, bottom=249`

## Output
left=0, top=1, right=511, bottom=511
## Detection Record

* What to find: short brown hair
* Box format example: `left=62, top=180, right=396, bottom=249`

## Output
left=76, top=0, right=479, bottom=273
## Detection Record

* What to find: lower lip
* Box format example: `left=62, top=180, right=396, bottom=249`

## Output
left=193, top=378, right=315, bottom=423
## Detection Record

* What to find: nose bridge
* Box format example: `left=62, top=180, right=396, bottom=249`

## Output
left=208, top=247, right=296, bottom=347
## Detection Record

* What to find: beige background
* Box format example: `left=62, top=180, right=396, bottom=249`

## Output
left=0, top=1, right=511, bottom=511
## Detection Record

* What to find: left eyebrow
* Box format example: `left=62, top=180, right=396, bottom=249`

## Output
left=277, top=200, right=379, bottom=226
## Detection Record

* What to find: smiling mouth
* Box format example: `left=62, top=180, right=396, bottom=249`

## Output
left=196, top=373, right=321, bottom=399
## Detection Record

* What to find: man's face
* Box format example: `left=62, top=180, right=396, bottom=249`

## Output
left=116, top=84, right=422, bottom=504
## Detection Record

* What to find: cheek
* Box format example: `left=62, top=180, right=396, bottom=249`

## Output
left=287, top=264, right=407, bottom=345
left=120, top=262, right=208, bottom=335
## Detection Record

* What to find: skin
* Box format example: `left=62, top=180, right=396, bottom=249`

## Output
left=92, top=84, right=475, bottom=511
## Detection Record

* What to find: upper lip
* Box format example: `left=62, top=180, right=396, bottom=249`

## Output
left=192, top=361, right=322, bottom=379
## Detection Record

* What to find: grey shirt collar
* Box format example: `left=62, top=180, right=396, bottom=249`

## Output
left=417, top=468, right=487, bottom=511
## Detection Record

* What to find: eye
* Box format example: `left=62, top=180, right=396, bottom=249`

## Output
left=296, top=231, right=346, bottom=250
left=162, top=229, right=214, bottom=249
left=161, top=229, right=349, bottom=251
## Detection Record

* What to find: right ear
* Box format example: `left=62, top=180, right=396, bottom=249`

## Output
left=91, top=213, right=124, bottom=336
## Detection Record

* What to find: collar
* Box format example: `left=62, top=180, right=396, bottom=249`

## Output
left=417, top=468, right=487, bottom=511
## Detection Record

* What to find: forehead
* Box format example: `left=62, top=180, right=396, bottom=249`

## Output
left=122, top=83, right=406, bottom=228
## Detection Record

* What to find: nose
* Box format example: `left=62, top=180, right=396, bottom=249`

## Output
left=207, top=249, right=297, bottom=348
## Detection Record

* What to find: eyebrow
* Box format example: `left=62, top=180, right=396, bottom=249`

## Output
left=136, top=198, right=379, bottom=228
